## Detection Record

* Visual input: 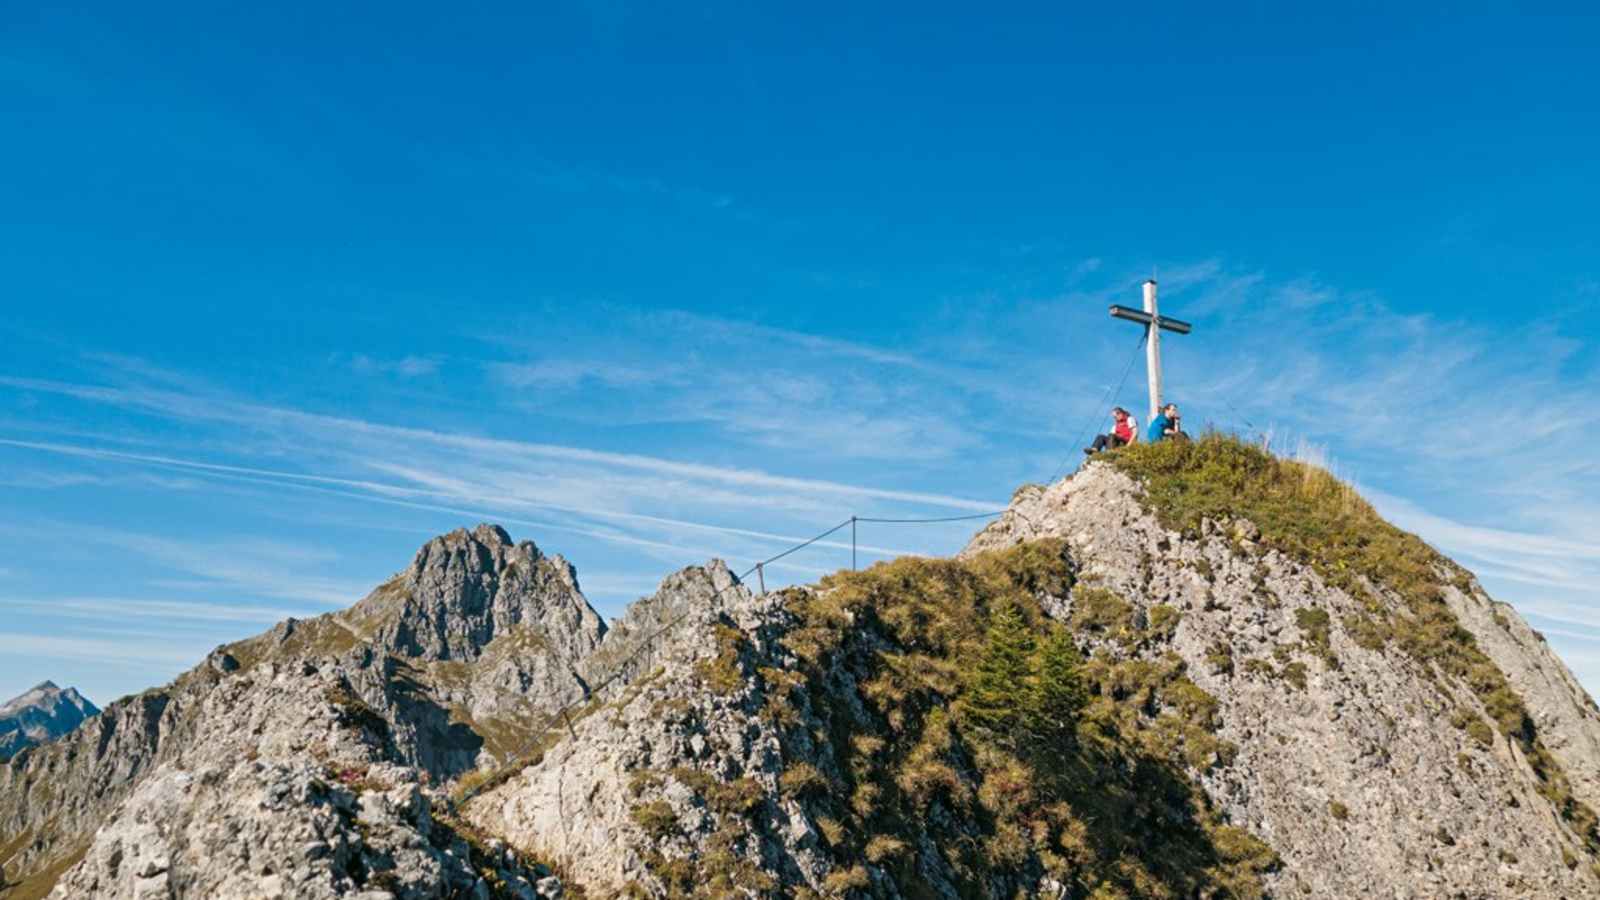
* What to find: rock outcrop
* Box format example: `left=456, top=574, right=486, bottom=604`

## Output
left=3, top=438, right=1599, bottom=899
left=963, top=461, right=1600, bottom=897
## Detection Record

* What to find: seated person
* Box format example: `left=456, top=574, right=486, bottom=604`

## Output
left=1146, top=403, right=1183, bottom=442
left=1085, top=407, right=1137, bottom=454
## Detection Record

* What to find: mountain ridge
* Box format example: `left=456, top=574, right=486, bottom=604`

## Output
left=3, top=435, right=1598, bottom=898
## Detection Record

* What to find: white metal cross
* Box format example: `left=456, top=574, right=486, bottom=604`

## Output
left=1109, top=279, right=1193, bottom=423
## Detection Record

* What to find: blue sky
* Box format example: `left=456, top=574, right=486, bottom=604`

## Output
left=2, top=3, right=1597, bottom=706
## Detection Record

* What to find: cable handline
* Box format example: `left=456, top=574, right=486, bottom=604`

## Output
left=855, top=511, right=1007, bottom=524
left=754, top=518, right=854, bottom=567
left=1216, top=393, right=1257, bottom=431
left=1047, top=330, right=1148, bottom=484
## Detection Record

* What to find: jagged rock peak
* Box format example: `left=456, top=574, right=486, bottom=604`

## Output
left=412, top=522, right=514, bottom=565
left=339, top=523, right=604, bottom=665
left=408, top=523, right=580, bottom=592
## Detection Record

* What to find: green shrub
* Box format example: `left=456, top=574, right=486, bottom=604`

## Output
left=1279, top=662, right=1308, bottom=691
left=779, top=763, right=829, bottom=799
left=864, top=835, right=907, bottom=863
left=820, top=864, right=870, bottom=894
left=958, top=598, right=1036, bottom=736
left=1341, top=613, right=1390, bottom=651
left=1205, top=641, right=1234, bottom=677
left=630, top=800, right=678, bottom=840
left=1070, top=585, right=1139, bottom=646
left=1294, top=607, right=1332, bottom=658
left=707, top=777, right=766, bottom=817
left=1450, top=709, right=1495, bottom=748
left=1029, top=628, right=1089, bottom=743
left=815, top=815, right=847, bottom=847
left=693, top=623, right=748, bottom=695
left=1147, top=604, right=1183, bottom=642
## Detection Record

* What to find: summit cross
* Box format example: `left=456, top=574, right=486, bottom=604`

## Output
left=1109, top=279, right=1193, bottom=423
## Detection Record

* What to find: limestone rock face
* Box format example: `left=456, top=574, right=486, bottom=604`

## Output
left=464, top=563, right=838, bottom=892
left=50, top=759, right=554, bottom=900
left=359, top=524, right=603, bottom=666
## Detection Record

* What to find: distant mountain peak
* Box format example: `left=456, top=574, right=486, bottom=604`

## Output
left=0, top=679, right=99, bottom=759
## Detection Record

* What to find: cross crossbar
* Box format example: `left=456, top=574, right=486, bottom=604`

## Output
left=1108, top=304, right=1193, bottom=334
left=1108, top=280, right=1195, bottom=422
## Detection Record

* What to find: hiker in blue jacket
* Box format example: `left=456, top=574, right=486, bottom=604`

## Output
left=1146, top=403, right=1183, bottom=442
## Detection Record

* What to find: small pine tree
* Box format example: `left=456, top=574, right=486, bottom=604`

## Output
left=962, top=598, right=1036, bottom=736
left=1029, top=627, right=1088, bottom=745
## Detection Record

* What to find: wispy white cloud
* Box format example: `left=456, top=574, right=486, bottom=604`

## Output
left=0, top=465, right=204, bottom=492
left=639, top=309, right=930, bottom=371
left=489, top=359, right=676, bottom=390
left=0, top=382, right=999, bottom=510
left=5, top=596, right=323, bottom=625
left=349, top=354, right=441, bottom=378
left=474, top=308, right=973, bottom=461
left=158, top=458, right=845, bottom=579
left=1367, top=488, right=1600, bottom=568
left=365, top=461, right=916, bottom=556
left=0, top=468, right=106, bottom=489
left=38, top=521, right=369, bottom=608
left=0, top=437, right=930, bottom=563
left=0, top=632, right=199, bottom=667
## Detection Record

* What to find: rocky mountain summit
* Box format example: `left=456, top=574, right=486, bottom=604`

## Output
left=3, top=436, right=1598, bottom=899
left=0, top=682, right=98, bottom=761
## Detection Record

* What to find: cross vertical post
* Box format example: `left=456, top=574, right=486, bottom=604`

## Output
left=1143, top=279, right=1162, bottom=423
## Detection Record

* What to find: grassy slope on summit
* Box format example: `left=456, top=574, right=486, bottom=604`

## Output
left=1109, top=433, right=1600, bottom=858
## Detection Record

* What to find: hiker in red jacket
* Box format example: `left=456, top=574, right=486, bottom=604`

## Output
left=1084, top=407, right=1138, bottom=455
